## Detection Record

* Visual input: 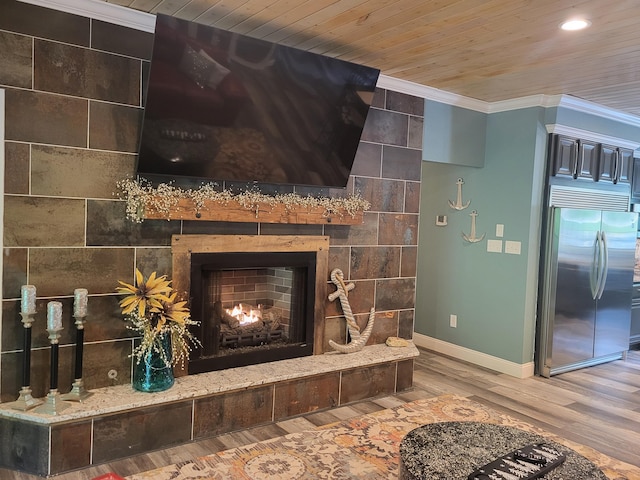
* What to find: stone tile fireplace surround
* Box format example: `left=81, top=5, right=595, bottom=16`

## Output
left=0, top=0, right=424, bottom=476
left=176, top=235, right=327, bottom=373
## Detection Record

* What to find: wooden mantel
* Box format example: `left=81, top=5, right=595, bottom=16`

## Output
left=142, top=197, right=365, bottom=225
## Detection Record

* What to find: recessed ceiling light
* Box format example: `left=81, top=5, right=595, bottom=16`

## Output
left=560, top=19, right=591, bottom=31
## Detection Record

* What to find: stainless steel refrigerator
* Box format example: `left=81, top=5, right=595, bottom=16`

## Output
left=538, top=200, right=637, bottom=377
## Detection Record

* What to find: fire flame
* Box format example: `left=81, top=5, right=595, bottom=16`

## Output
left=226, top=303, right=262, bottom=325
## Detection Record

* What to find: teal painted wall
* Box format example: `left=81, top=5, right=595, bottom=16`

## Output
left=416, top=105, right=548, bottom=364
left=416, top=99, right=640, bottom=367
left=423, top=100, right=487, bottom=167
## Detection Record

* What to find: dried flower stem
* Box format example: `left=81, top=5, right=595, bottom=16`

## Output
left=116, top=178, right=370, bottom=223
left=126, top=311, right=201, bottom=369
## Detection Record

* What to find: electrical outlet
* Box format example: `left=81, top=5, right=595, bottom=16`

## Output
left=449, top=314, right=457, bottom=328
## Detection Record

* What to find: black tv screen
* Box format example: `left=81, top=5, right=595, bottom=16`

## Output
left=137, top=14, right=380, bottom=188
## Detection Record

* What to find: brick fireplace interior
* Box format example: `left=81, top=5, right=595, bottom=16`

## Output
left=0, top=1, right=424, bottom=476
left=181, top=235, right=326, bottom=373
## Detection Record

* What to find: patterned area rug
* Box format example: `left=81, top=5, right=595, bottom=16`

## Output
left=127, top=394, right=640, bottom=480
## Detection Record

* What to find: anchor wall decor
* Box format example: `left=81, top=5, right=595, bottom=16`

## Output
left=449, top=177, right=470, bottom=210
left=462, top=209, right=486, bottom=243
left=327, top=268, right=374, bottom=354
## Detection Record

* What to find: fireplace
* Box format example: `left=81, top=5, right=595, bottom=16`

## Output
left=171, top=235, right=329, bottom=374
left=0, top=233, right=419, bottom=478
left=188, top=251, right=316, bottom=373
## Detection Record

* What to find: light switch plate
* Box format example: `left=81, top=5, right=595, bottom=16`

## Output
left=487, top=239, right=502, bottom=253
left=496, top=224, right=504, bottom=237
left=505, top=240, right=521, bottom=255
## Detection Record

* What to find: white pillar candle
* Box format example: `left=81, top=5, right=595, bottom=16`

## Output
left=21, top=285, right=36, bottom=314
left=74, top=288, right=88, bottom=317
left=47, top=301, right=63, bottom=331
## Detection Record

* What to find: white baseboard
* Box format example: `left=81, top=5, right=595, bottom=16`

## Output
left=413, top=333, right=535, bottom=378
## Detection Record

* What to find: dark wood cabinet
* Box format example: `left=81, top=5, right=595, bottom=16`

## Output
left=598, top=143, right=617, bottom=182
left=618, top=147, right=634, bottom=184
left=550, top=135, right=598, bottom=180
left=550, top=135, right=578, bottom=177
left=599, top=144, right=633, bottom=184
left=549, top=134, right=633, bottom=185
left=631, top=157, right=640, bottom=202
left=577, top=139, right=598, bottom=180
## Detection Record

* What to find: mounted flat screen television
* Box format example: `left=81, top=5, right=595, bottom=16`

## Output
left=137, top=14, right=380, bottom=188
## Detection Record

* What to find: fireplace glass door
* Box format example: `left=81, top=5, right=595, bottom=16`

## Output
left=188, top=252, right=315, bottom=373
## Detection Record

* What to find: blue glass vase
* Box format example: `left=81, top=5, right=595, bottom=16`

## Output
left=132, top=333, right=175, bottom=392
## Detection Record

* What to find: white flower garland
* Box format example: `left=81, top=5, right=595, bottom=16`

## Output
left=116, top=178, right=371, bottom=223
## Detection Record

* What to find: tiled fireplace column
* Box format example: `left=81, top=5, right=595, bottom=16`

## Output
left=0, top=4, right=424, bottom=474
left=0, top=343, right=418, bottom=477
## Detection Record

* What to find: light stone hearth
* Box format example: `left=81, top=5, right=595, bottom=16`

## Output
left=0, top=343, right=417, bottom=477
left=0, top=343, right=418, bottom=424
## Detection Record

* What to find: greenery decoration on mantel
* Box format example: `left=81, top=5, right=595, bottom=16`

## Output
left=116, top=178, right=371, bottom=224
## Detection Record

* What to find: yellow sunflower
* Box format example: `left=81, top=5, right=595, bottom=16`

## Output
left=154, top=292, right=190, bottom=332
left=116, top=269, right=172, bottom=318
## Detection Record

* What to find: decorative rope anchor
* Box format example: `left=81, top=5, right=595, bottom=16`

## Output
left=449, top=177, right=470, bottom=210
left=328, top=268, right=374, bottom=353
left=462, top=209, right=486, bottom=243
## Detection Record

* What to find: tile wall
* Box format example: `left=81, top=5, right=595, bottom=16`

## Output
left=0, top=0, right=423, bottom=402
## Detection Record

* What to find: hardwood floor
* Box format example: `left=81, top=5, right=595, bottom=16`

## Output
left=2, top=346, right=639, bottom=479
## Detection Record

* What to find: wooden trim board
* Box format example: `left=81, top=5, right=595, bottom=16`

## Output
left=143, top=198, right=364, bottom=225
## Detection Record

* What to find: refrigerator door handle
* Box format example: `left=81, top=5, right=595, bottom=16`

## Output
left=590, top=231, right=601, bottom=300
left=596, top=230, right=609, bottom=300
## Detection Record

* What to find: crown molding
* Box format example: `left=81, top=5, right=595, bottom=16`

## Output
left=487, top=94, right=549, bottom=113
left=379, top=78, right=640, bottom=128
left=18, top=0, right=156, bottom=32
left=486, top=94, right=640, bottom=127
left=545, top=124, right=640, bottom=150
left=20, top=0, right=640, bottom=130
left=553, top=95, right=640, bottom=128
left=377, top=75, right=488, bottom=112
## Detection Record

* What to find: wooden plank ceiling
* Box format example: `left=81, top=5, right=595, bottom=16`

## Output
left=105, top=0, right=640, bottom=117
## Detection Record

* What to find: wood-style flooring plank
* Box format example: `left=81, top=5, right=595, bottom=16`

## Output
left=275, top=416, right=318, bottom=434
left=565, top=401, right=640, bottom=438
left=1, top=347, right=638, bottom=479
left=563, top=419, right=640, bottom=467
left=547, top=371, right=640, bottom=411
left=486, top=385, right=588, bottom=427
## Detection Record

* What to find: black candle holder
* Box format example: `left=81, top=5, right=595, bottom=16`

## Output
left=8, top=312, right=43, bottom=411
left=60, top=314, right=92, bottom=402
left=34, top=325, right=69, bottom=415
